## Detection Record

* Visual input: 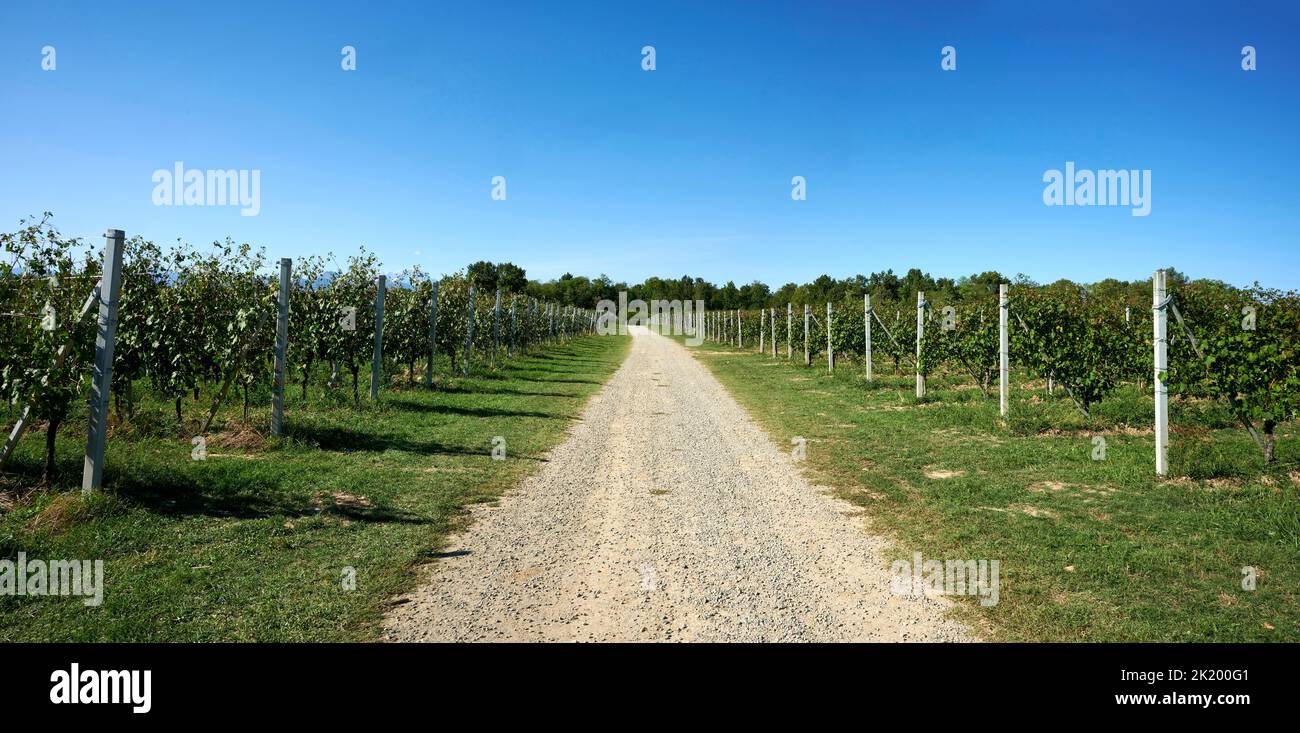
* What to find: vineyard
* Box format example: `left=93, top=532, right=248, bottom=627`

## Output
left=0, top=217, right=597, bottom=489
left=700, top=277, right=1300, bottom=474
left=2, top=216, right=1297, bottom=642
left=689, top=285, right=1299, bottom=641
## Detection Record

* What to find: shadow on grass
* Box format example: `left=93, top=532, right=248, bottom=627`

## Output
left=381, top=398, right=564, bottom=420
left=2, top=455, right=430, bottom=525
left=282, top=422, right=546, bottom=463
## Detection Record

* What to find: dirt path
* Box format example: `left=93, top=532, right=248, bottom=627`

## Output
left=383, top=327, right=973, bottom=642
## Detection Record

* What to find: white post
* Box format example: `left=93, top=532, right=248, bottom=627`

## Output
left=864, top=293, right=872, bottom=381
left=826, top=302, right=834, bottom=373
left=1154, top=269, right=1169, bottom=476
left=999, top=283, right=1009, bottom=418
left=759, top=308, right=765, bottom=353
left=915, top=290, right=925, bottom=399
left=274, top=258, right=292, bottom=426
left=81, top=228, right=125, bottom=492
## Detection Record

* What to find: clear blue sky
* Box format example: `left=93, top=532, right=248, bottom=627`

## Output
left=2, top=1, right=1297, bottom=288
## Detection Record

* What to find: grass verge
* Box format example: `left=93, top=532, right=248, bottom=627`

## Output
left=687, top=341, right=1299, bottom=642
left=0, top=335, right=629, bottom=641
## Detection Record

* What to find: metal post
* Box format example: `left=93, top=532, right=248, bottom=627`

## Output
left=426, top=281, right=438, bottom=386
left=826, top=302, right=834, bottom=373
left=999, top=283, right=1009, bottom=418
left=370, top=274, right=385, bottom=400
left=1154, top=270, right=1169, bottom=475
left=915, top=290, right=925, bottom=399
left=272, top=257, right=291, bottom=430
left=865, top=293, right=873, bottom=381
left=81, top=228, right=125, bottom=492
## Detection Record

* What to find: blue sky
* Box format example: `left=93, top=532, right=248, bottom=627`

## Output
left=2, top=1, right=1297, bottom=288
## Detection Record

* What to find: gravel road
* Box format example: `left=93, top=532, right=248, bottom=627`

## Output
left=383, top=327, right=973, bottom=642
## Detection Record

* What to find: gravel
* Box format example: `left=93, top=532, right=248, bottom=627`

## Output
left=383, top=326, right=974, bottom=642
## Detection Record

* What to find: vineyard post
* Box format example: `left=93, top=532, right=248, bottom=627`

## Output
left=1125, top=306, right=1131, bottom=324
left=770, top=308, right=776, bottom=357
left=915, top=291, right=925, bottom=398
left=271, top=257, right=291, bottom=432
left=370, top=274, right=386, bottom=400
left=787, top=303, right=792, bottom=359
left=509, top=294, right=516, bottom=358
left=826, top=302, right=834, bottom=373
left=492, top=289, right=501, bottom=368
left=999, top=283, right=1009, bottom=417
left=864, top=293, right=872, bottom=381
left=80, top=228, right=125, bottom=493
left=1153, top=269, right=1169, bottom=475
left=759, top=308, right=765, bottom=353
left=803, top=304, right=810, bottom=366
left=737, top=309, right=742, bottom=348
left=463, top=285, right=475, bottom=375
left=426, top=281, right=438, bottom=386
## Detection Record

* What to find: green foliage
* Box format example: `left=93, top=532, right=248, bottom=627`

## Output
left=1168, top=282, right=1300, bottom=461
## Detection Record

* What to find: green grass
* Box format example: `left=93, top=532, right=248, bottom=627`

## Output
left=686, top=341, right=1300, bottom=642
left=0, top=335, right=629, bottom=641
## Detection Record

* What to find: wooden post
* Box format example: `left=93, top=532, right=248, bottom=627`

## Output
left=737, top=309, right=742, bottom=348
left=915, top=290, right=925, bottom=399
left=759, top=308, right=765, bottom=353
left=463, top=285, right=475, bottom=375
left=492, top=289, right=501, bottom=368
left=426, top=281, right=438, bottom=386
left=1154, top=270, right=1169, bottom=475
left=864, top=293, right=873, bottom=381
left=787, top=303, right=793, bottom=359
left=999, top=283, right=1009, bottom=418
left=272, top=257, right=291, bottom=429
left=81, top=228, right=125, bottom=492
left=826, top=302, right=834, bottom=373
left=370, top=273, right=385, bottom=400
left=803, top=304, right=810, bottom=366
